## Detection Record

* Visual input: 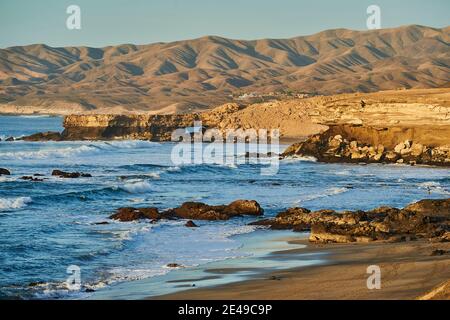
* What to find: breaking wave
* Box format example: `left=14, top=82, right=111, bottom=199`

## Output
left=0, top=197, right=32, bottom=211
left=118, top=181, right=152, bottom=193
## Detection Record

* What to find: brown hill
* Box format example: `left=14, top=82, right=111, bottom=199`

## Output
left=0, top=25, right=449, bottom=114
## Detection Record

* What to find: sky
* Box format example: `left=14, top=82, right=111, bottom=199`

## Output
left=0, top=0, right=449, bottom=48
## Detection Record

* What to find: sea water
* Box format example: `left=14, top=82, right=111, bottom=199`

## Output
left=0, top=115, right=449, bottom=299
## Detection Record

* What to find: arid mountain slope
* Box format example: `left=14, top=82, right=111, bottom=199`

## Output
left=0, top=25, right=449, bottom=114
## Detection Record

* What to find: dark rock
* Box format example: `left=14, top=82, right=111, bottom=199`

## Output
left=185, top=220, right=199, bottom=228
left=51, top=170, right=92, bottom=179
left=93, top=221, right=109, bottom=225
left=5, top=137, right=14, bottom=142
left=21, top=176, right=44, bottom=182
left=110, top=207, right=160, bottom=222
left=167, top=202, right=230, bottom=220
left=0, top=168, right=11, bottom=175
left=225, top=200, right=264, bottom=216
left=431, top=249, right=449, bottom=256
left=28, top=281, right=45, bottom=287
left=21, top=131, right=62, bottom=142
left=165, top=200, right=263, bottom=221
left=166, top=263, right=183, bottom=268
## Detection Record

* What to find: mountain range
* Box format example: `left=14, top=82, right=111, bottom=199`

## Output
left=0, top=24, right=449, bottom=114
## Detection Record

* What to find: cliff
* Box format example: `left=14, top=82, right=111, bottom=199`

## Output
left=57, top=88, right=450, bottom=142
left=19, top=88, right=450, bottom=167
left=61, top=114, right=200, bottom=141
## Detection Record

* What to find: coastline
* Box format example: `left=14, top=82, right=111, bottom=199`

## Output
left=87, top=230, right=326, bottom=300
left=152, top=238, right=450, bottom=300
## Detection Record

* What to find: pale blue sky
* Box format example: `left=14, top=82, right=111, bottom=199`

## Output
left=0, top=0, right=448, bottom=48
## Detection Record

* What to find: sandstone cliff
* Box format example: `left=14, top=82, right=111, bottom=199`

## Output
left=57, top=88, right=450, bottom=143
left=19, top=88, right=450, bottom=166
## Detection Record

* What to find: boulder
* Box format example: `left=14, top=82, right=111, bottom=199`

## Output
left=225, top=200, right=264, bottom=216
left=410, top=143, right=425, bottom=157
left=21, top=176, right=44, bottom=182
left=0, top=168, right=11, bottom=175
left=185, top=220, right=199, bottom=228
left=110, top=207, right=160, bottom=222
left=384, top=151, right=399, bottom=162
left=166, top=263, right=183, bottom=268
left=165, top=200, right=263, bottom=221
left=5, top=137, right=14, bottom=142
left=21, top=131, right=62, bottom=142
left=167, top=202, right=230, bottom=220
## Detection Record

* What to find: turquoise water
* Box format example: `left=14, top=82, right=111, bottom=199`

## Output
left=0, top=115, right=449, bottom=299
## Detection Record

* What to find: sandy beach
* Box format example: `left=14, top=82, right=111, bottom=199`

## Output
left=153, top=238, right=450, bottom=300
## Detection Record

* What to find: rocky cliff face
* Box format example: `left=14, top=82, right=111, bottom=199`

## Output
left=61, top=114, right=201, bottom=141
left=60, top=103, right=245, bottom=141
left=282, top=124, right=450, bottom=166
left=19, top=89, right=450, bottom=167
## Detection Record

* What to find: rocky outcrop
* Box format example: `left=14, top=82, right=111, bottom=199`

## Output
left=0, top=168, right=11, bottom=175
left=58, top=104, right=245, bottom=141
left=111, top=200, right=263, bottom=222
left=282, top=125, right=450, bottom=166
left=52, top=170, right=92, bottom=178
left=21, top=176, right=44, bottom=182
left=20, top=131, right=62, bottom=141
left=60, top=113, right=208, bottom=141
left=251, top=198, right=450, bottom=244
left=163, top=200, right=264, bottom=221
left=185, top=220, right=199, bottom=228
left=110, top=207, right=160, bottom=222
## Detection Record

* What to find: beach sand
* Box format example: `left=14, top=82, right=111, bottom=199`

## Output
left=152, top=239, right=450, bottom=300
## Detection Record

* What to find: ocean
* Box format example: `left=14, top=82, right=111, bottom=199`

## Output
left=0, top=115, right=449, bottom=299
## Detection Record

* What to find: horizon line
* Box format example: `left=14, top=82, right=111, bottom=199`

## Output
left=2, top=23, right=448, bottom=50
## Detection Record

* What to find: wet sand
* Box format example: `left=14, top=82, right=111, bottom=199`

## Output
left=152, top=239, right=450, bottom=300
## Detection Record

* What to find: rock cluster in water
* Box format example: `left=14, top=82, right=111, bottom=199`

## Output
left=251, top=198, right=450, bottom=243
left=110, top=200, right=264, bottom=223
left=51, top=170, right=92, bottom=178
left=283, top=128, right=450, bottom=166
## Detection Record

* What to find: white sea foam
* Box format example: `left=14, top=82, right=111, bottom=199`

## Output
left=0, top=145, right=99, bottom=160
left=146, top=172, right=161, bottom=179
left=103, top=140, right=159, bottom=149
left=166, top=166, right=181, bottom=172
left=119, top=181, right=152, bottom=193
left=284, top=155, right=317, bottom=162
left=294, top=187, right=349, bottom=204
left=0, top=197, right=32, bottom=211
